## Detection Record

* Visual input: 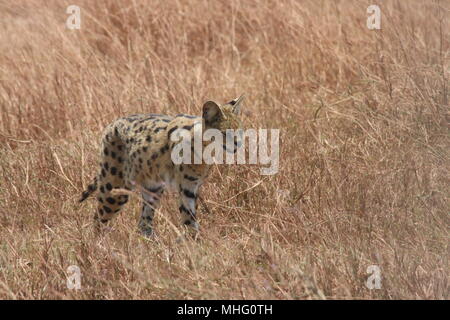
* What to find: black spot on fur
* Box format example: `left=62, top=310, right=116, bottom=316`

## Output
left=154, top=126, right=167, bottom=133
left=180, top=205, right=196, bottom=220
left=103, top=206, right=112, bottom=213
left=160, top=144, right=169, bottom=153
left=179, top=205, right=188, bottom=213
left=146, top=185, right=163, bottom=194
left=106, top=183, right=113, bottom=191
left=167, top=126, right=178, bottom=137
left=111, top=167, right=117, bottom=175
left=80, top=191, right=90, bottom=202
left=106, top=197, right=116, bottom=204
left=183, top=189, right=196, bottom=199
left=184, top=175, right=198, bottom=181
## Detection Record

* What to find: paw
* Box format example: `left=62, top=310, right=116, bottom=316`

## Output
left=184, top=220, right=199, bottom=231
left=138, top=223, right=156, bottom=239
left=140, top=227, right=154, bottom=238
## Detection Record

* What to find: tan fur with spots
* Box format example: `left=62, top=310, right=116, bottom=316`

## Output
left=80, top=96, right=244, bottom=236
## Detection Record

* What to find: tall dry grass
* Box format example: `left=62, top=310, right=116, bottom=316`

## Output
left=0, top=0, right=448, bottom=299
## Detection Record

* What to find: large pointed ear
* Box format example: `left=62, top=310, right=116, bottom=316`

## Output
left=230, top=94, right=245, bottom=115
left=202, top=101, right=223, bottom=124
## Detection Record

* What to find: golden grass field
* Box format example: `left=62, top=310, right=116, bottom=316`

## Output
left=0, top=0, right=448, bottom=299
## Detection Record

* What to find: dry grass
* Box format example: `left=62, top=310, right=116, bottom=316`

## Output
left=0, top=0, right=448, bottom=299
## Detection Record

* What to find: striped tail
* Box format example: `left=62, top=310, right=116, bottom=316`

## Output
left=79, top=176, right=98, bottom=203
